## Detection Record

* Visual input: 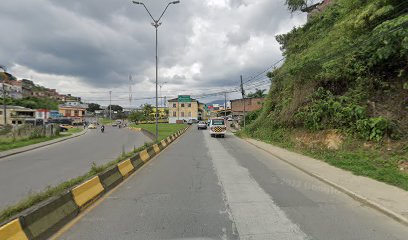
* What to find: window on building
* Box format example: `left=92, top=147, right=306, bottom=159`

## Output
left=188, top=103, right=191, bottom=107
left=181, top=112, right=185, bottom=117
left=0, top=111, right=2, bottom=115
left=181, top=103, right=185, bottom=108
left=173, top=111, right=176, bottom=117
left=74, top=110, right=79, bottom=116
left=66, top=110, right=71, bottom=116
left=173, top=103, right=176, bottom=108
left=188, top=112, right=191, bottom=117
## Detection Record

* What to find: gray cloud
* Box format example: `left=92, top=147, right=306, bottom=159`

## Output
left=1, top=0, right=306, bottom=105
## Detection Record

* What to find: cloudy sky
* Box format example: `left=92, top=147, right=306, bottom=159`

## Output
left=1, top=0, right=306, bottom=107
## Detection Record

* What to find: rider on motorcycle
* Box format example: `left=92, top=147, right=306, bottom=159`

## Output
left=101, top=125, right=105, bottom=133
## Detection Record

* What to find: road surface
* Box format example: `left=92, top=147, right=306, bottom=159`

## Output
left=57, top=128, right=408, bottom=240
left=0, top=126, right=150, bottom=210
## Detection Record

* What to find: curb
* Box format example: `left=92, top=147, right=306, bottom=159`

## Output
left=243, top=138, right=408, bottom=227
left=0, top=126, right=189, bottom=240
left=0, top=128, right=88, bottom=160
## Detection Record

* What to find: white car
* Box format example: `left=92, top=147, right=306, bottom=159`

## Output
left=208, top=118, right=226, bottom=138
left=197, top=121, right=207, bottom=130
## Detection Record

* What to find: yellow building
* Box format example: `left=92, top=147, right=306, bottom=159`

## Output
left=168, top=96, right=206, bottom=123
left=151, top=107, right=169, bottom=119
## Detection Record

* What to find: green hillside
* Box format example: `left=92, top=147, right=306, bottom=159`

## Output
left=243, top=0, right=408, bottom=189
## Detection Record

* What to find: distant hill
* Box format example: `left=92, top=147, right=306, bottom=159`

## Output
left=204, top=100, right=225, bottom=106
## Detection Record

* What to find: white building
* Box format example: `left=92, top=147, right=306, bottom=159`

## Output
left=0, top=83, right=23, bottom=99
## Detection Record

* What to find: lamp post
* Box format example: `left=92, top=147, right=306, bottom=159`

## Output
left=132, top=0, right=179, bottom=140
left=0, top=65, right=7, bottom=126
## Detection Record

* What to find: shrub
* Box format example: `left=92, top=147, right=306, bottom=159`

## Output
left=295, top=88, right=366, bottom=130
left=356, top=117, right=396, bottom=141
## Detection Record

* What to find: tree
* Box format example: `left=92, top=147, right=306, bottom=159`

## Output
left=247, top=88, right=266, bottom=98
left=142, top=104, right=153, bottom=120
left=285, top=0, right=319, bottom=12
left=128, top=111, right=145, bottom=123
left=87, top=103, right=101, bottom=112
left=107, top=104, right=123, bottom=112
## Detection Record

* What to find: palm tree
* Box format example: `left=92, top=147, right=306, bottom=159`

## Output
left=247, top=88, right=266, bottom=98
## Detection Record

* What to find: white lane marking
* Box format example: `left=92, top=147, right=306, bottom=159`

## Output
left=204, top=133, right=308, bottom=240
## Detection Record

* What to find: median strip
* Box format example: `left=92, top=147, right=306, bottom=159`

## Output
left=0, top=126, right=189, bottom=240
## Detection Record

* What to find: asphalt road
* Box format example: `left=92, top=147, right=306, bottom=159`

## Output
left=58, top=128, right=408, bottom=240
left=0, top=126, right=150, bottom=210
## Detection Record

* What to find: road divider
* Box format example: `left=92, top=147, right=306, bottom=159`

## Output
left=0, top=218, right=28, bottom=240
left=71, top=176, right=104, bottom=208
left=0, top=126, right=189, bottom=240
left=98, top=166, right=123, bottom=191
left=153, top=144, right=160, bottom=154
left=139, top=149, right=150, bottom=162
left=118, top=159, right=135, bottom=178
left=20, top=191, right=79, bottom=240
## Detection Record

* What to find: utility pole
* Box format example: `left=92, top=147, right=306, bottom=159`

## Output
left=0, top=65, right=7, bottom=126
left=109, top=90, right=112, bottom=120
left=129, top=75, right=133, bottom=107
left=159, top=82, right=167, bottom=107
left=224, top=92, right=227, bottom=118
left=240, top=75, right=246, bottom=128
left=164, top=96, right=167, bottom=107
left=132, top=0, right=180, bottom=140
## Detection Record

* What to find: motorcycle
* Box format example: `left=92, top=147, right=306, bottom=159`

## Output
left=101, top=126, right=105, bottom=133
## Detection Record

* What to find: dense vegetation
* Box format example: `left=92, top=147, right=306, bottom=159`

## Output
left=242, top=0, right=408, bottom=190
left=3, top=97, right=59, bottom=110
left=249, top=0, right=407, bottom=140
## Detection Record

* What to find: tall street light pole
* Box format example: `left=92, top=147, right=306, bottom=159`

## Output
left=0, top=65, right=7, bottom=126
left=132, top=0, right=180, bottom=141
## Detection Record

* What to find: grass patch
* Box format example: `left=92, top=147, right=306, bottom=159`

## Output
left=0, top=142, right=153, bottom=223
left=240, top=126, right=408, bottom=191
left=65, top=127, right=83, bottom=134
left=0, top=128, right=85, bottom=152
left=130, top=123, right=186, bottom=141
left=99, top=118, right=114, bottom=125
left=0, top=135, right=65, bottom=152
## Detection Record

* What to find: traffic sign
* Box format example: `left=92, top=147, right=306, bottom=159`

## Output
left=178, top=95, right=191, bottom=102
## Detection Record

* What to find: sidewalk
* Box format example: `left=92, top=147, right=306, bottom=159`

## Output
left=0, top=128, right=88, bottom=159
left=244, top=138, right=408, bottom=226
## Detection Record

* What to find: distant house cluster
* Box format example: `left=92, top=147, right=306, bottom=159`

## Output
left=0, top=74, right=85, bottom=126
left=1, top=78, right=81, bottom=102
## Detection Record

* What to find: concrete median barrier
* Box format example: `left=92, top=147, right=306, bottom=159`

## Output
left=71, top=176, right=104, bottom=208
left=0, top=218, right=28, bottom=240
left=153, top=144, right=161, bottom=154
left=20, top=192, right=79, bottom=240
left=160, top=140, right=167, bottom=148
left=118, top=159, right=134, bottom=178
left=147, top=146, right=155, bottom=159
left=139, top=149, right=150, bottom=162
left=130, top=154, right=144, bottom=170
left=98, top=166, right=123, bottom=192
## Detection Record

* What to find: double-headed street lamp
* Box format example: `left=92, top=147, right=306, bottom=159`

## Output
left=132, top=0, right=180, bottom=140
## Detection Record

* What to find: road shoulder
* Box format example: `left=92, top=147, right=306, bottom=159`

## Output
left=242, top=137, right=408, bottom=226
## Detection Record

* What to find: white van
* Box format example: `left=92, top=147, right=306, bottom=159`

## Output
left=208, top=118, right=226, bottom=138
